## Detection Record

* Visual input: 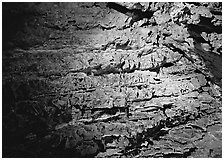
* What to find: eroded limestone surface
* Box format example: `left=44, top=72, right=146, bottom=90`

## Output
left=2, top=2, right=222, bottom=158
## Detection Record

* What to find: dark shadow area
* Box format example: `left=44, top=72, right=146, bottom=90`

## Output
left=2, top=2, right=48, bottom=50
left=2, top=81, right=73, bottom=157
left=187, top=16, right=222, bottom=87
left=107, top=2, right=154, bottom=26
left=2, top=3, right=68, bottom=157
left=187, top=16, right=222, bottom=35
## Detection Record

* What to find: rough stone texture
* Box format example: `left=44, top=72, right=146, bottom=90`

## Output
left=2, top=2, right=222, bottom=158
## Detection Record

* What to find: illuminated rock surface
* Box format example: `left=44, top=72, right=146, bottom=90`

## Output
left=2, top=2, right=222, bottom=158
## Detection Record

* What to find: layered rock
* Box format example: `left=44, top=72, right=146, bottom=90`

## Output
left=2, top=2, right=222, bottom=158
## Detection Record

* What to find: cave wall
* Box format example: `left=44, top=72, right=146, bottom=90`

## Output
left=2, top=2, right=222, bottom=158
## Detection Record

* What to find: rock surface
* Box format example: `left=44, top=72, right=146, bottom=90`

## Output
left=2, top=2, right=222, bottom=158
